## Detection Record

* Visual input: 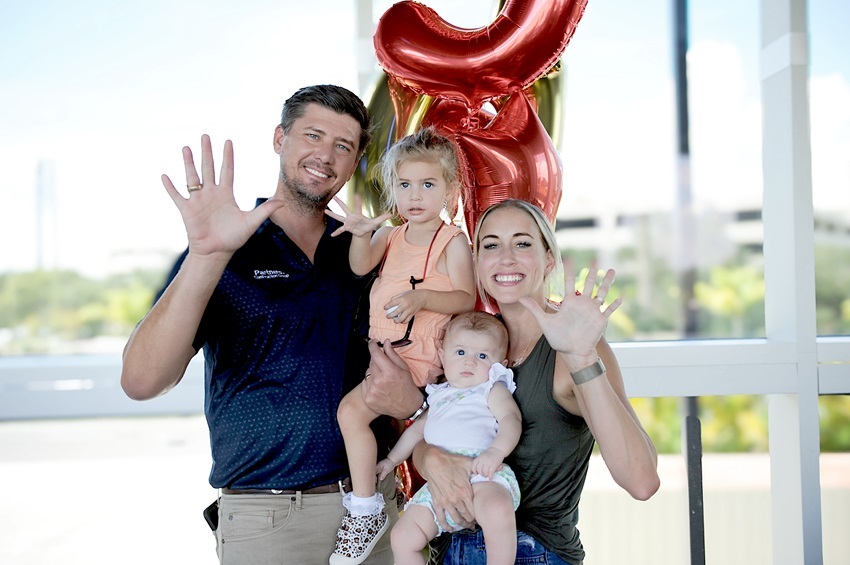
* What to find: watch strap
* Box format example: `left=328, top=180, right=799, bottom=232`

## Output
left=570, top=357, right=606, bottom=385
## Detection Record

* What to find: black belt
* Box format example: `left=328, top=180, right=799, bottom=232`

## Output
left=221, top=477, right=351, bottom=496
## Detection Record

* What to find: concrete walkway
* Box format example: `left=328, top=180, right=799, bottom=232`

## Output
left=0, top=416, right=218, bottom=565
left=1, top=415, right=848, bottom=564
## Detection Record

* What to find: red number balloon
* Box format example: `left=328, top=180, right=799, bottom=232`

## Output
left=375, top=0, right=588, bottom=110
left=374, top=0, right=588, bottom=231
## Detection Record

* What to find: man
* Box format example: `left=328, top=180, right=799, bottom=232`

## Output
left=121, top=85, right=424, bottom=564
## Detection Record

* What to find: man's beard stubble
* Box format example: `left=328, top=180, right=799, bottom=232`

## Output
left=280, top=167, right=336, bottom=215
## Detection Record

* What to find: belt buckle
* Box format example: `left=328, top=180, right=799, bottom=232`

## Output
left=271, top=489, right=284, bottom=495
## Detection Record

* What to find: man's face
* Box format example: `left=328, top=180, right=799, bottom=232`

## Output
left=274, top=103, right=362, bottom=210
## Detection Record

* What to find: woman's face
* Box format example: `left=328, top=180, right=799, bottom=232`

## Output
left=475, top=207, right=554, bottom=306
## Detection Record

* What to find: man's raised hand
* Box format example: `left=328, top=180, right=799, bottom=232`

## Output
left=161, top=135, right=283, bottom=258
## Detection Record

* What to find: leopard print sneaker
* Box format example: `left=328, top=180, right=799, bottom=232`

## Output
left=329, top=509, right=389, bottom=565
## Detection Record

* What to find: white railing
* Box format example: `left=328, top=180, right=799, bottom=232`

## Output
left=1, top=337, right=846, bottom=420
left=0, top=354, right=205, bottom=420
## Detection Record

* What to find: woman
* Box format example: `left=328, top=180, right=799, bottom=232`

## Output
left=414, top=199, right=660, bottom=564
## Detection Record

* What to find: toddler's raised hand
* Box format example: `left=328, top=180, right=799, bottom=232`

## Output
left=325, top=195, right=391, bottom=237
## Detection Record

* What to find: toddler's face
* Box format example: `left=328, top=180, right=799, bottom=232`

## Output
left=439, top=328, right=505, bottom=389
left=393, top=159, right=450, bottom=223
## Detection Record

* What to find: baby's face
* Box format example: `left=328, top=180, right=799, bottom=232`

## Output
left=439, top=328, right=505, bottom=389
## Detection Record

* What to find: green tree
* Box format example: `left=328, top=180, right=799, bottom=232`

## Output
left=819, top=395, right=850, bottom=452
left=0, top=268, right=162, bottom=354
left=814, top=246, right=850, bottom=335
left=694, top=265, right=765, bottom=337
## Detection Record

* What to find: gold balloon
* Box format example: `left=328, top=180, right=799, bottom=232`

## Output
left=529, top=62, right=564, bottom=152
left=348, top=74, right=394, bottom=220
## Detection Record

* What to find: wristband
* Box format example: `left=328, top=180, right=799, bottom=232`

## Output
left=570, top=357, right=606, bottom=385
left=407, top=399, right=428, bottom=421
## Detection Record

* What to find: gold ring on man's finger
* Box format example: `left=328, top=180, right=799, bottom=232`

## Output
left=187, top=184, right=203, bottom=192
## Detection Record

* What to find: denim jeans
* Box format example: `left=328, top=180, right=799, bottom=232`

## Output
left=443, top=529, right=576, bottom=565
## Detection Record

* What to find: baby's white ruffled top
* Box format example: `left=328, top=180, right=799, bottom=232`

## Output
left=422, top=363, right=516, bottom=452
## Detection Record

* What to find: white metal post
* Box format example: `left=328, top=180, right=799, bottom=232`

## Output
left=355, top=0, right=375, bottom=96
left=760, top=0, right=823, bottom=563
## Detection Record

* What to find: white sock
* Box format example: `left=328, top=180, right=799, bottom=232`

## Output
left=349, top=494, right=379, bottom=517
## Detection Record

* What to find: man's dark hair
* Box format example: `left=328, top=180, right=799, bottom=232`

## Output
left=280, top=84, right=372, bottom=157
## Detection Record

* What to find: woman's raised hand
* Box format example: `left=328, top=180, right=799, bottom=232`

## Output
left=519, top=260, right=622, bottom=362
left=161, top=135, right=284, bottom=258
left=325, top=195, right=392, bottom=238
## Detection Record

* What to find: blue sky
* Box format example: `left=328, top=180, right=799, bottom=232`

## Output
left=1, top=0, right=847, bottom=276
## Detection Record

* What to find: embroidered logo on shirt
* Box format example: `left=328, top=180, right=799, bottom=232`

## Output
left=430, top=389, right=479, bottom=410
left=254, top=269, right=289, bottom=280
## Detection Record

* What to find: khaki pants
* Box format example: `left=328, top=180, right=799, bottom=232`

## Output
left=215, top=475, right=397, bottom=565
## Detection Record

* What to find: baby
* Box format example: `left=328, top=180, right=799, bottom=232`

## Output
left=378, top=311, right=522, bottom=565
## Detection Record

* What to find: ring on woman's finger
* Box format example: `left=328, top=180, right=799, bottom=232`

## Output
left=593, top=296, right=604, bottom=305
left=187, top=184, right=203, bottom=192
left=393, top=314, right=400, bottom=320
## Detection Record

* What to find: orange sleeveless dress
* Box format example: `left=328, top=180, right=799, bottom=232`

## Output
left=369, top=223, right=466, bottom=387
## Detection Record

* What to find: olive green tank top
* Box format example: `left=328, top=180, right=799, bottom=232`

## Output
left=507, top=336, right=594, bottom=564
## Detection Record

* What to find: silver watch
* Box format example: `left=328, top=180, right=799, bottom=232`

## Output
left=408, top=399, right=428, bottom=420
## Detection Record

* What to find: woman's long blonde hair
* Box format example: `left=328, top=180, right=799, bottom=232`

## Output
left=472, top=199, right=565, bottom=309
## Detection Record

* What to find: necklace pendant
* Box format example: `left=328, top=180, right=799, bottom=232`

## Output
left=509, top=332, right=539, bottom=369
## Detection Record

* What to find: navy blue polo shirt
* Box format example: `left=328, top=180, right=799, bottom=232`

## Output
left=190, top=216, right=372, bottom=490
